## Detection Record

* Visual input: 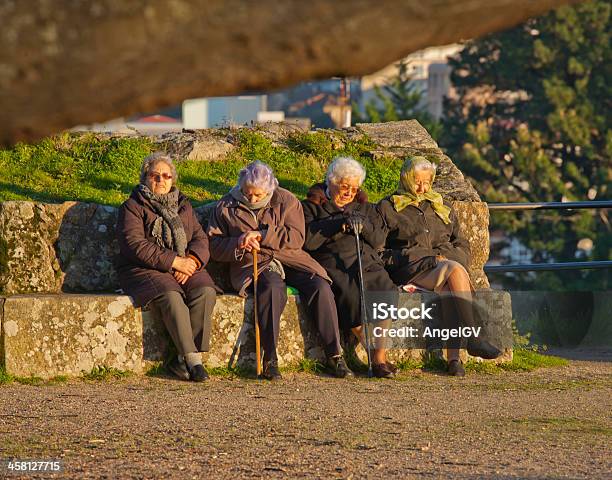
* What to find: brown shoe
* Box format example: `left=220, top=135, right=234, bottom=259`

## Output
left=385, top=362, right=398, bottom=374
left=447, top=359, right=465, bottom=377
left=372, top=363, right=395, bottom=378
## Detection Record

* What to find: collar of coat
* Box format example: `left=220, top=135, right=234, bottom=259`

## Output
left=306, top=183, right=368, bottom=206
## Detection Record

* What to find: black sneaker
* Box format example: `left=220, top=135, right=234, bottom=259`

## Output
left=447, top=359, right=465, bottom=377
left=262, top=360, right=282, bottom=380
left=326, top=355, right=354, bottom=378
left=467, top=339, right=502, bottom=360
left=187, top=364, right=209, bottom=382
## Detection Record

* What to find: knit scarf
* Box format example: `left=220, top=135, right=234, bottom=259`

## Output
left=139, top=184, right=188, bottom=256
left=229, top=185, right=274, bottom=210
left=391, top=157, right=451, bottom=225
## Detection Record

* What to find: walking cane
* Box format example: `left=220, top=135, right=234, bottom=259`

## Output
left=253, top=249, right=262, bottom=377
left=349, top=218, right=373, bottom=378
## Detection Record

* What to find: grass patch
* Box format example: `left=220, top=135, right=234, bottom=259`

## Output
left=82, top=365, right=132, bottom=381
left=0, top=128, right=404, bottom=206
left=0, top=367, right=70, bottom=386
left=145, top=362, right=165, bottom=377
left=0, top=366, right=14, bottom=385
left=208, top=364, right=252, bottom=378
left=465, top=348, right=568, bottom=374
left=287, top=357, right=326, bottom=374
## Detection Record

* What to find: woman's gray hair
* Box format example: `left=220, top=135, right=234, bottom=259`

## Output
left=326, top=156, right=366, bottom=186
left=140, top=152, right=178, bottom=185
left=238, top=160, right=279, bottom=192
left=411, top=156, right=437, bottom=175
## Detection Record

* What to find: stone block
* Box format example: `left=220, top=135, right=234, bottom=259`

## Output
left=2, top=295, right=142, bottom=377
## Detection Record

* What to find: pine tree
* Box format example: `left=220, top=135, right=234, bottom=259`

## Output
left=353, top=60, right=442, bottom=139
left=442, top=0, right=611, bottom=289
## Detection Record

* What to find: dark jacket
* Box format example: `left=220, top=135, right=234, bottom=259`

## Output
left=302, top=183, right=397, bottom=330
left=207, top=187, right=330, bottom=297
left=302, top=183, right=387, bottom=274
left=377, top=196, right=471, bottom=283
left=116, top=187, right=220, bottom=307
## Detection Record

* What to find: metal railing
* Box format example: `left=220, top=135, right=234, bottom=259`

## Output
left=483, top=200, right=611, bottom=274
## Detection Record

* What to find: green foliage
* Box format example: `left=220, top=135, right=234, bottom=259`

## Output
left=352, top=60, right=443, bottom=140
left=0, top=128, right=403, bottom=206
left=441, top=1, right=611, bottom=290
left=82, top=365, right=132, bottom=381
left=0, top=133, right=153, bottom=205
left=0, top=367, right=68, bottom=386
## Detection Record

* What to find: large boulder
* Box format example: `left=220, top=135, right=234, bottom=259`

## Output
left=0, top=0, right=576, bottom=146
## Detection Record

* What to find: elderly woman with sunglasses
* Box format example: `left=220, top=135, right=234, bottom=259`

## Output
left=302, top=157, right=398, bottom=378
left=378, top=156, right=502, bottom=376
left=116, top=152, right=220, bottom=382
left=207, top=161, right=351, bottom=380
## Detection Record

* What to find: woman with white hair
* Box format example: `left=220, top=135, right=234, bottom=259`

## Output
left=378, top=156, right=502, bottom=376
left=116, top=152, right=220, bottom=382
left=302, top=156, right=398, bottom=378
left=207, top=161, right=351, bottom=380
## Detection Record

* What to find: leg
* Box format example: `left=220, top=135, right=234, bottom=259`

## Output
left=185, top=286, right=217, bottom=352
left=285, top=268, right=341, bottom=358
left=253, top=270, right=287, bottom=364
left=148, top=290, right=197, bottom=357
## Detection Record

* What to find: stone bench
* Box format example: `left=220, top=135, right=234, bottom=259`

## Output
left=1, top=291, right=513, bottom=378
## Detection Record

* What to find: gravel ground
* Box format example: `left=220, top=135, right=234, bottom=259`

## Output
left=0, top=353, right=610, bottom=479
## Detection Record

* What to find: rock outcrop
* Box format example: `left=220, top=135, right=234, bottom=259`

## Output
left=0, top=0, right=580, bottom=146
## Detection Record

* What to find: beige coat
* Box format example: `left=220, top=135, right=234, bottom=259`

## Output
left=207, top=187, right=330, bottom=296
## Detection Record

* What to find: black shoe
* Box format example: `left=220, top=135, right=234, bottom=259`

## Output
left=385, top=362, right=398, bottom=374
left=262, top=360, right=282, bottom=380
left=467, top=339, right=502, bottom=360
left=187, top=364, right=209, bottom=382
left=372, top=363, right=395, bottom=378
left=447, top=359, right=465, bottom=377
left=326, top=355, right=353, bottom=378
left=167, top=356, right=190, bottom=381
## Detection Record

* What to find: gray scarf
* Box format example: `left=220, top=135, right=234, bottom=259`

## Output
left=230, top=185, right=273, bottom=210
left=139, top=184, right=188, bottom=257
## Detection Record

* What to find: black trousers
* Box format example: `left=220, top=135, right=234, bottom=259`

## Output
left=252, top=267, right=342, bottom=362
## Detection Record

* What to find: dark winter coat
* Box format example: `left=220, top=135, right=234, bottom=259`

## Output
left=377, top=196, right=471, bottom=284
left=207, top=187, right=330, bottom=297
left=302, top=183, right=396, bottom=330
left=116, top=187, right=220, bottom=307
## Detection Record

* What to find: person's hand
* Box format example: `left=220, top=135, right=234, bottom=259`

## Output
left=239, top=231, right=262, bottom=252
left=344, top=212, right=364, bottom=235
left=173, top=270, right=190, bottom=285
left=172, top=256, right=197, bottom=276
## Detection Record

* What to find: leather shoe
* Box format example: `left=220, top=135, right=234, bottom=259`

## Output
left=262, top=360, right=282, bottom=380
left=187, top=364, right=209, bottom=382
left=372, top=363, right=395, bottom=378
left=467, top=339, right=502, bottom=359
left=326, top=355, right=353, bottom=378
left=447, top=359, right=465, bottom=377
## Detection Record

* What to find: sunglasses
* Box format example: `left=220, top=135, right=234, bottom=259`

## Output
left=148, top=172, right=173, bottom=181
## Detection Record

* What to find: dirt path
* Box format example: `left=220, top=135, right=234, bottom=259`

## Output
left=1, top=357, right=610, bottom=479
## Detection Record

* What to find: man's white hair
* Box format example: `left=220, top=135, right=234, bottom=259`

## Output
left=326, top=156, right=366, bottom=186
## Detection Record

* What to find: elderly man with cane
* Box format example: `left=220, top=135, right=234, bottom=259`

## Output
left=207, top=161, right=352, bottom=380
